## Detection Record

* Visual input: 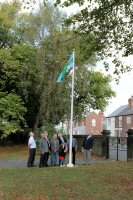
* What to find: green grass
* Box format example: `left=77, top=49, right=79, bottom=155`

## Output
left=0, top=146, right=41, bottom=160
left=0, top=146, right=28, bottom=160
left=0, top=162, right=133, bottom=200
left=0, top=146, right=133, bottom=199
left=0, top=146, right=103, bottom=161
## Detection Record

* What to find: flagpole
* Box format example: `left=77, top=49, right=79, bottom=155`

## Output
left=67, top=50, right=75, bottom=167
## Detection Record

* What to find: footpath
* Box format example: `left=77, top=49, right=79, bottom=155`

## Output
left=0, top=159, right=114, bottom=169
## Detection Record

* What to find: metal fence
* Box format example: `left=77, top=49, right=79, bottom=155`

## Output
left=109, top=137, right=127, bottom=161
left=74, top=133, right=133, bottom=161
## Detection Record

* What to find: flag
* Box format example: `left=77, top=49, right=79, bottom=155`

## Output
left=57, top=54, right=73, bottom=83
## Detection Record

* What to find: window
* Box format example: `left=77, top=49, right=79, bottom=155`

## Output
left=92, top=119, right=96, bottom=126
left=119, top=116, right=122, bottom=127
left=82, top=121, right=84, bottom=126
left=107, top=118, right=111, bottom=127
left=127, top=116, right=131, bottom=124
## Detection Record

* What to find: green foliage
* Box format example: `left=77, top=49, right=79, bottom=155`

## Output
left=0, top=0, right=116, bottom=137
left=53, top=0, right=133, bottom=76
left=74, top=68, right=115, bottom=120
left=0, top=48, right=21, bottom=92
left=0, top=93, right=27, bottom=138
left=0, top=0, right=21, bottom=48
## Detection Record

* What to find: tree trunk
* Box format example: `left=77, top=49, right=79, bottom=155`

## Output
left=32, top=115, right=39, bottom=137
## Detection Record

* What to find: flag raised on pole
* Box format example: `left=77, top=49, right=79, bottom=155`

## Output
left=57, top=51, right=75, bottom=167
left=57, top=54, right=74, bottom=83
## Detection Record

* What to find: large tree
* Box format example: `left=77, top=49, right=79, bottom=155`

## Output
left=43, top=0, right=132, bottom=77
left=0, top=1, right=115, bottom=137
left=0, top=1, right=27, bottom=137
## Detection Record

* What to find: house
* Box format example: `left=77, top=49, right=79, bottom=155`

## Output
left=68, top=111, right=105, bottom=135
left=106, top=96, right=133, bottom=136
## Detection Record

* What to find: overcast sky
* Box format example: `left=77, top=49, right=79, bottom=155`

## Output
left=97, top=56, right=133, bottom=116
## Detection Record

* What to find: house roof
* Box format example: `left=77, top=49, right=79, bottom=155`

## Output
left=107, top=105, right=133, bottom=118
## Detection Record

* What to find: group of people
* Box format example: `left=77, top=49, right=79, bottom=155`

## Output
left=27, top=131, right=94, bottom=168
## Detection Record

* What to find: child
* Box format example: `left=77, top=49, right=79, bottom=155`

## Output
left=59, top=144, right=67, bottom=166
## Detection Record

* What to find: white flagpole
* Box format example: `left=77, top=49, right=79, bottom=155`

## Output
left=67, top=50, right=75, bottom=167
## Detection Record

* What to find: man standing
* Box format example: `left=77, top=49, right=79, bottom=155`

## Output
left=39, top=131, right=50, bottom=167
left=67, top=137, right=77, bottom=165
left=27, top=132, right=36, bottom=167
left=82, top=134, right=94, bottom=165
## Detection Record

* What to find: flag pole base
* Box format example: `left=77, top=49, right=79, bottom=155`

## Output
left=67, top=163, right=74, bottom=167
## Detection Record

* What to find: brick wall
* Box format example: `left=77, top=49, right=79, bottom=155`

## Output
left=73, top=134, right=107, bottom=157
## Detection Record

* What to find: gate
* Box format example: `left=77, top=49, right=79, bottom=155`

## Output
left=109, top=137, right=127, bottom=161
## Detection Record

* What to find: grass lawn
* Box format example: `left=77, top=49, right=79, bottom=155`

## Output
left=0, top=146, right=133, bottom=199
left=0, top=162, right=133, bottom=200
left=0, top=146, right=29, bottom=160
left=0, top=146, right=103, bottom=161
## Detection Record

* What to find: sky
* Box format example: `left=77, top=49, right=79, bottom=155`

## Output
left=1, top=0, right=133, bottom=117
left=97, top=56, right=133, bottom=116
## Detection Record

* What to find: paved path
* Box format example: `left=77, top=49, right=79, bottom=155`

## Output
left=0, top=159, right=114, bottom=169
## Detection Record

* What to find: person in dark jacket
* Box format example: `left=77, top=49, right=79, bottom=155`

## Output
left=67, top=137, right=77, bottom=165
left=82, top=134, right=94, bottom=165
left=58, top=133, right=67, bottom=145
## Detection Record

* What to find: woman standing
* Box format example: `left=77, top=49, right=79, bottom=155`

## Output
left=50, top=134, right=59, bottom=166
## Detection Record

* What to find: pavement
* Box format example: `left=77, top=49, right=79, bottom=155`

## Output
left=0, top=159, right=114, bottom=169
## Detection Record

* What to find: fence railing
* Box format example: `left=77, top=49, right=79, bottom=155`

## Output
left=74, top=129, right=133, bottom=161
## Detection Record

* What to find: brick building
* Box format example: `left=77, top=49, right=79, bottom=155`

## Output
left=68, top=111, right=105, bottom=135
left=106, top=96, right=133, bottom=136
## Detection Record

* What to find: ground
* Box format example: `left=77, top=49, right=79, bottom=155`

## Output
left=0, top=146, right=133, bottom=200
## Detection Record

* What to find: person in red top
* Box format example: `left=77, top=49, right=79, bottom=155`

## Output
left=59, top=143, right=67, bottom=166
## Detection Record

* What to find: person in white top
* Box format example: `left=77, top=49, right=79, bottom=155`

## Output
left=27, top=132, right=36, bottom=167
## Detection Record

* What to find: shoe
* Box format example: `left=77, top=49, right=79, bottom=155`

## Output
left=31, top=165, right=36, bottom=167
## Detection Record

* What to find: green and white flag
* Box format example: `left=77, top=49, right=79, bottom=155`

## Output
left=57, top=54, right=73, bottom=83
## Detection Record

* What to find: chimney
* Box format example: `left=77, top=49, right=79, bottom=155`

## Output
left=98, top=112, right=104, bottom=117
left=128, top=96, right=133, bottom=109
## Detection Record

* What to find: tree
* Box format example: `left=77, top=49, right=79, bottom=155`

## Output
left=74, top=68, right=115, bottom=120
left=45, top=0, right=133, bottom=77
left=0, top=93, right=26, bottom=138
left=0, top=0, right=21, bottom=48
left=0, top=1, right=115, bottom=137
left=0, top=1, right=27, bottom=138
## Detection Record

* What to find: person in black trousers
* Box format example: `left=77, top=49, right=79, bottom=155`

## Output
left=39, top=131, right=50, bottom=167
left=27, top=132, right=36, bottom=167
left=67, top=137, right=77, bottom=165
left=82, top=134, right=94, bottom=165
